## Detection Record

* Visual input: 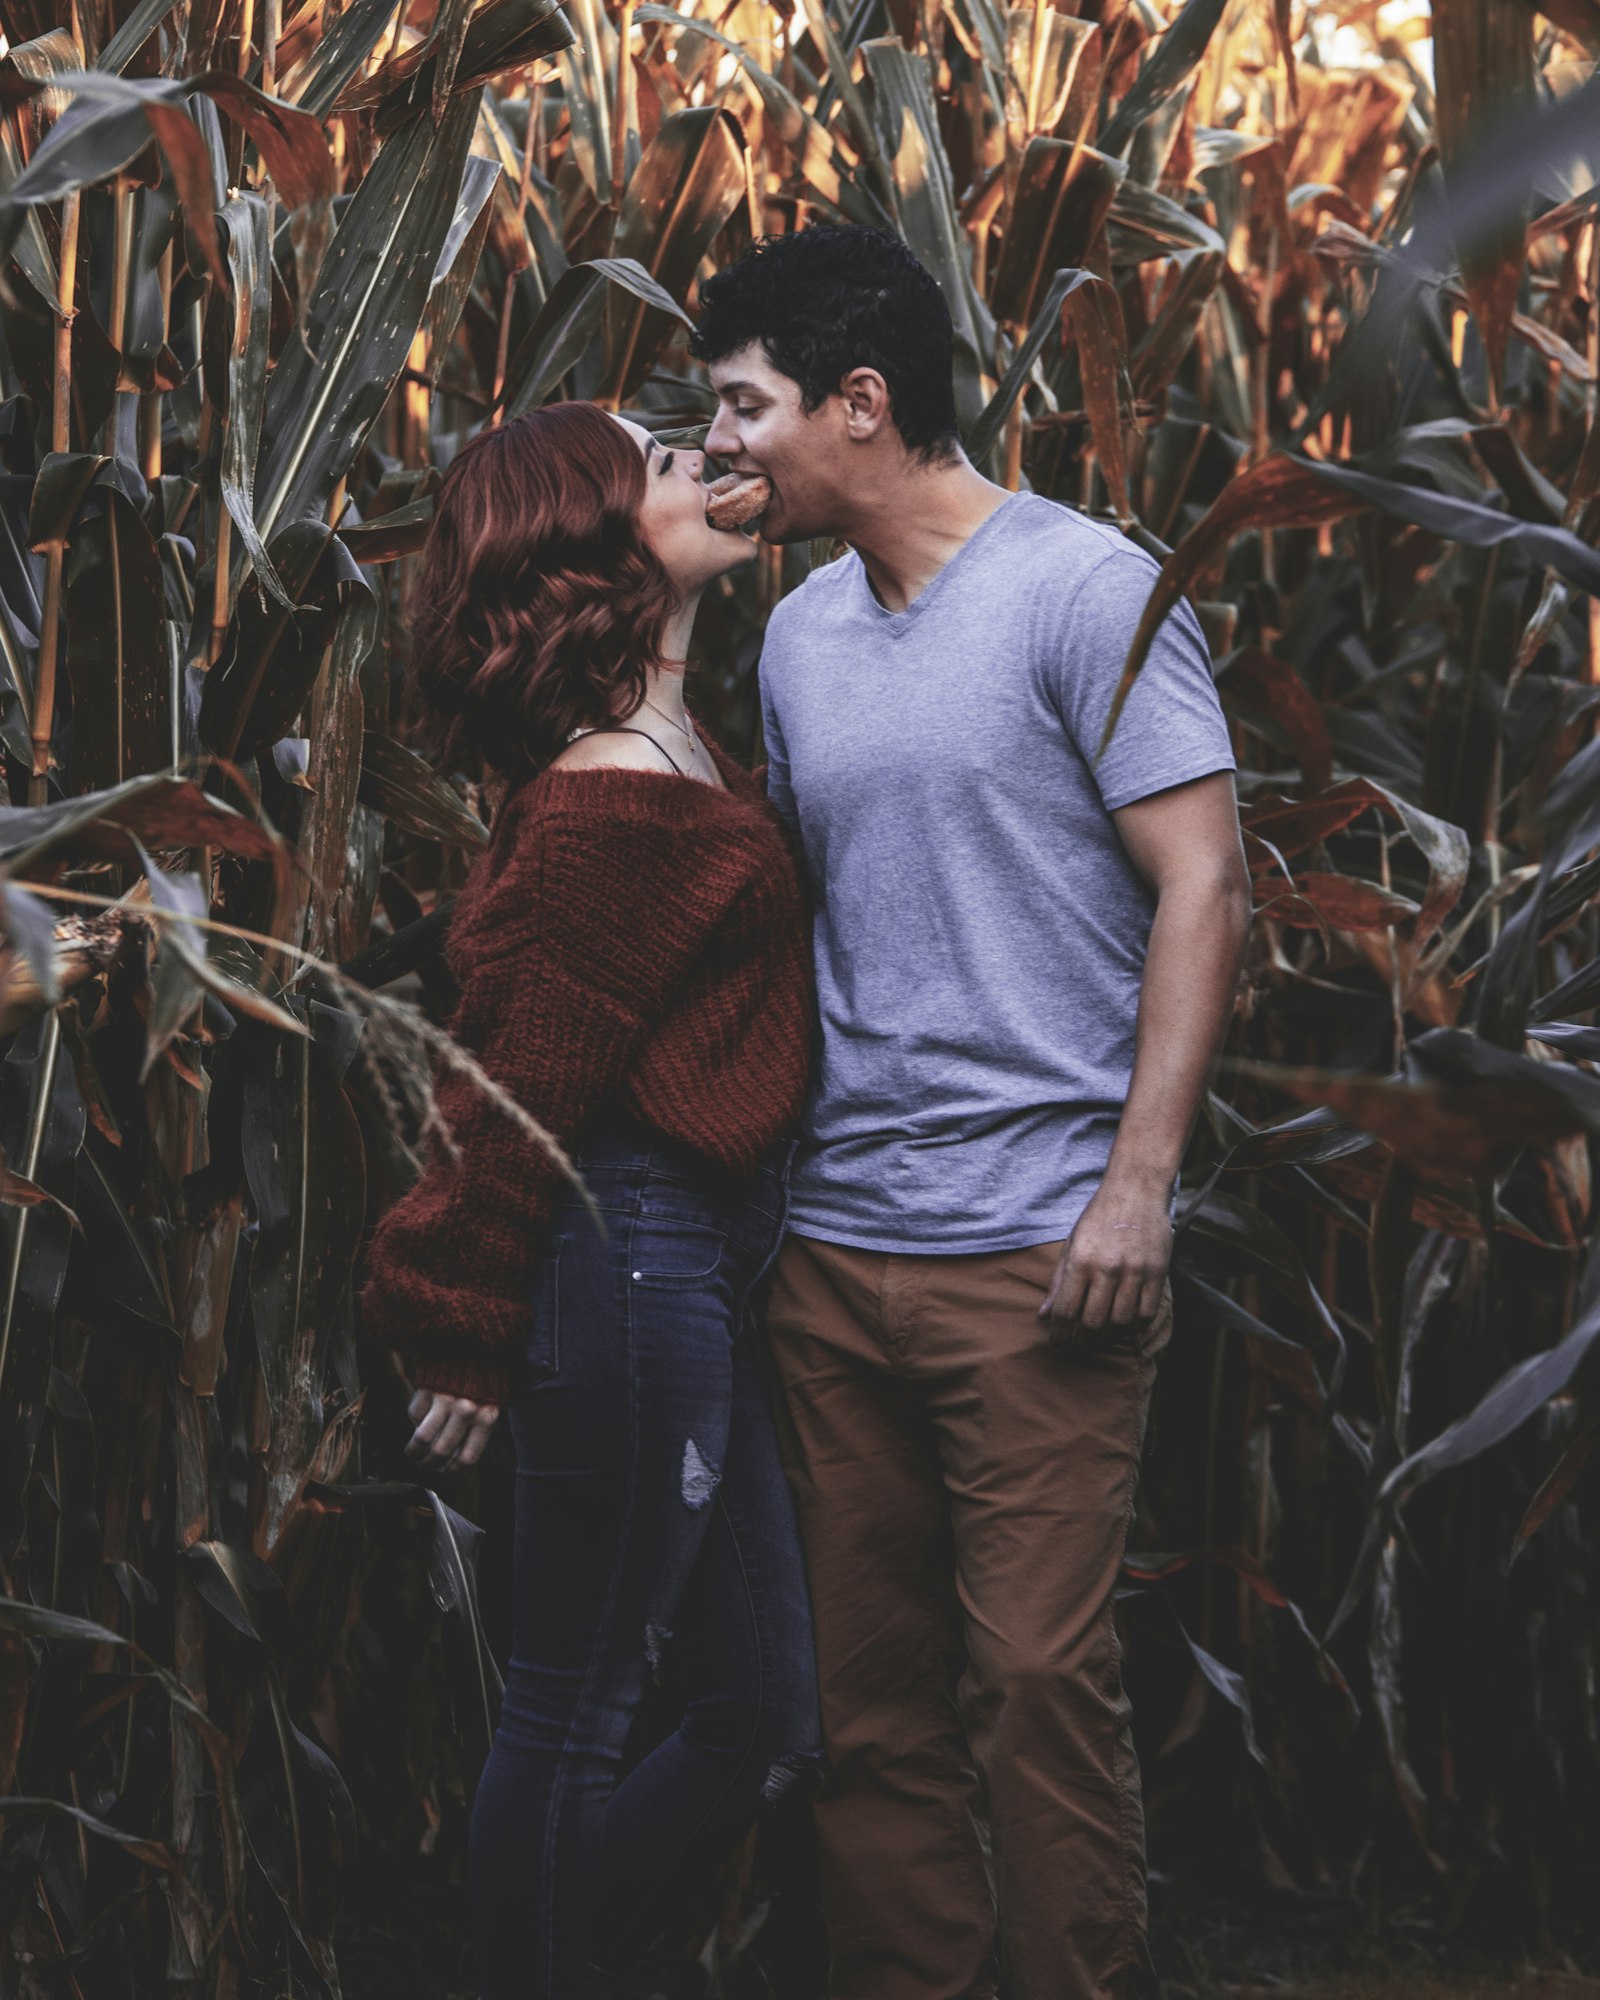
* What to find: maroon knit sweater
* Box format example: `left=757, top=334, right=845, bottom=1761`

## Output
left=360, top=736, right=812, bottom=1406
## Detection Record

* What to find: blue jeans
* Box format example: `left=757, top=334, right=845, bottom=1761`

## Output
left=469, top=1115, right=823, bottom=1999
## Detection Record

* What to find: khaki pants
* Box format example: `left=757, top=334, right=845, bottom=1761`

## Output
left=764, top=1234, right=1170, bottom=2000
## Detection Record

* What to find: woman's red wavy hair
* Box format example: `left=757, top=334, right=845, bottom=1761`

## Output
left=406, top=404, right=678, bottom=780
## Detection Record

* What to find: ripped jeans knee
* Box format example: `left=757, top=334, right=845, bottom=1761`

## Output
left=759, top=1739, right=828, bottom=1808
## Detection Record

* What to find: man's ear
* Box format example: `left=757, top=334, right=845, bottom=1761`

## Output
left=839, top=366, right=892, bottom=441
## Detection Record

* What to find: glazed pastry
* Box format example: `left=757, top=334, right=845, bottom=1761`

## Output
left=705, top=472, right=772, bottom=529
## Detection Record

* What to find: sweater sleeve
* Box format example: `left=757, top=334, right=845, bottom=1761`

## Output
left=359, top=799, right=732, bottom=1406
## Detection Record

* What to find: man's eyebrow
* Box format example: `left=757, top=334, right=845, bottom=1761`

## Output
left=715, top=379, right=763, bottom=398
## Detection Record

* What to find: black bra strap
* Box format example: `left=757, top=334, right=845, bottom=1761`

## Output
left=599, top=724, right=686, bottom=776
left=563, top=724, right=688, bottom=777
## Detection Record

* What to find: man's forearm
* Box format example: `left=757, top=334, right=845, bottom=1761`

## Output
left=1102, top=870, right=1251, bottom=1196
left=1042, top=773, right=1250, bottom=1335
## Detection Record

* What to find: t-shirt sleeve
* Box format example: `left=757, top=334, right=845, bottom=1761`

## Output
left=1047, top=544, right=1236, bottom=812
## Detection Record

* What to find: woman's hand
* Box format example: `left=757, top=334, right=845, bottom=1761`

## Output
left=406, top=1389, right=501, bottom=1471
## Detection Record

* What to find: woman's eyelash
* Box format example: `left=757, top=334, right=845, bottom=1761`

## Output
left=659, top=451, right=675, bottom=473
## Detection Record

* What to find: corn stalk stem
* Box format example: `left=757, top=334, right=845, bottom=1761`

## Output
left=0, top=1009, right=62, bottom=1395
left=494, top=86, right=547, bottom=420
left=104, top=180, right=134, bottom=458
left=30, top=190, right=82, bottom=805
left=1588, top=223, right=1600, bottom=685
left=1025, top=0, right=1048, bottom=135
left=492, top=273, right=518, bottom=424
left=1002, top=350, right=1024, bottom=492
left=209, top=508, right=234, bottom=667
left=611, top=0, right=635, bottom=209
left=140, top=240, right=173, bottom=486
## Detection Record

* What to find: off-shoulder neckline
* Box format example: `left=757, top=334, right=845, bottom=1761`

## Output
left=531, top=728, right=755, bottom=801
left=496, top=743, right=765, bottom=830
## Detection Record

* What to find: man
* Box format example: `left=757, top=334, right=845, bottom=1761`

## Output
left=692, top=225, right=1252, bottom=2000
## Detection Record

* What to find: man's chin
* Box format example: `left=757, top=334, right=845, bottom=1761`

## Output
left=757, top=509, right=817, bottom=547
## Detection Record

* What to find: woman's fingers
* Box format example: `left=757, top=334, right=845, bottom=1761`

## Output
left=405, top=1393, right=447, bottom=1460
left=407, top=1393, right=469, bottom=1466
left=455, top=1405, right=500, bottom=1468
left=434, top=1403, right=479, bottom=1464
left=405, top=1392, right=501, bottom=1470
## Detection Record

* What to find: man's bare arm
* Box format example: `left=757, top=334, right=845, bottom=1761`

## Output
left=1041, top=770, right=1252, bottom=1339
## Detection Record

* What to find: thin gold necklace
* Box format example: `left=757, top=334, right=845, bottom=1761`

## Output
left=641, top=694, right=695, bottom=750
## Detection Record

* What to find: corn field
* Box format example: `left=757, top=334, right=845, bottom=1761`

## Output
left=0, top=0, right=1599, bottom=1991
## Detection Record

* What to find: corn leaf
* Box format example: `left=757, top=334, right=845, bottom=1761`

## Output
left=603, top=106, right=748, bottom=402
left=256, top=91, right=481, bottom=544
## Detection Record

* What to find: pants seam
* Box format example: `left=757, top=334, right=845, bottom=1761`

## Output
left=536, top=1204, right=642, bottom=1995
left=1108, top=1347, right=1153, bottom=1979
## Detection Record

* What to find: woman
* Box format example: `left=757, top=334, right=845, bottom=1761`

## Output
left=360, top=402, right=821, bottom=1998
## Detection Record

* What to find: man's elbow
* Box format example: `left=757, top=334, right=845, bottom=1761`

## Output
left=1222, top=867, right=1254, bottom=978
left=1160, top=848, right=1253, bottom=951
left=1219, top=851, right=1253, bottom=939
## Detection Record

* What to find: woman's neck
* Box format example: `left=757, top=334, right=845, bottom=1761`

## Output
left=649, top=592, right=702, bottom=723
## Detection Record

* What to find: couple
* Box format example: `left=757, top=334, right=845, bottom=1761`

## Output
left=362, top=224, right=1251, bottom=2000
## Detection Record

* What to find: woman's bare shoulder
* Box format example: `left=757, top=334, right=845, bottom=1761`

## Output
left=546, top=730, right=679, bottom=776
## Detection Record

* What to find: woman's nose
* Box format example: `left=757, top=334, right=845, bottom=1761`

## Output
left=686, top=448, right=706, bottom=477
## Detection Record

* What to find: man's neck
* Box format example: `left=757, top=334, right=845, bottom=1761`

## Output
left=842, top=460, right=1012, bottom=614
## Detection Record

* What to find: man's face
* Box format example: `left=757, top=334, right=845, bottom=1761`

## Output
left=705, top=343, right=850, bottom=544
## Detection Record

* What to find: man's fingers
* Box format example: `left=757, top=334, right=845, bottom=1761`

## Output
left=1137, top=1273, right=1167, bottom=1324
left=1052, top=1264, right=1118, bottom=1338
left=1076, top=1269, right=1118, bottom=1330
left=1109, top=1269, right=1151, bottom=1326
left=1043, top=1256, right=1090, bottom=1326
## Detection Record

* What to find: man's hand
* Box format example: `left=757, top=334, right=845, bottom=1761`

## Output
left=1038, top=771, right=1248, bottom=1352
left=405, top=1389, right=500, bottom=1471
left=1039, top=1173, right=1174, bottom=1347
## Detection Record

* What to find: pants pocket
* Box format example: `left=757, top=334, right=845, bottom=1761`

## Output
left=628, top=1216, right=727, bottom=1286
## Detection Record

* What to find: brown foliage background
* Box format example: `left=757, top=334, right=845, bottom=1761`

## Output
left=1, top=0, right=1600, bottom=1992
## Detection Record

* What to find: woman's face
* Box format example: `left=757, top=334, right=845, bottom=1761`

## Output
left=614, top=415, right=759, bottom=594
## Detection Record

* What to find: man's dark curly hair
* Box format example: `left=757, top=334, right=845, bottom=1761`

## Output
left=689, top=225, right=961, bottom=464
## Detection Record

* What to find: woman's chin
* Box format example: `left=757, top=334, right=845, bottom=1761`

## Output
left=715, top=532, right=763, bottom=572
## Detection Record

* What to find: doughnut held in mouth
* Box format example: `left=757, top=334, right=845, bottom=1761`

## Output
left=705, top=472, right=772, bottom=530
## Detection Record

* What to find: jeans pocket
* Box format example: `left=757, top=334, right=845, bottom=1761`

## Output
left=526, top=1234, right=564, bottom=1382
left=629, top=1217, right=726, bottom=1286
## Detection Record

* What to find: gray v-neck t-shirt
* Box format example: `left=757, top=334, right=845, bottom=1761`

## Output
left=758, top=490, right=1236, bottom=1255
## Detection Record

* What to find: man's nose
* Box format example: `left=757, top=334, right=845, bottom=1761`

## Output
left=704, top=407, right=736, bottom=458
